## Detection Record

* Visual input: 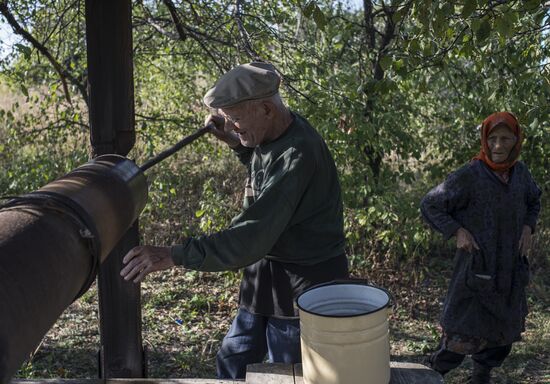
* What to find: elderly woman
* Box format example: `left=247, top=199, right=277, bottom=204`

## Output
left=420, top=112, right=541, bottom=383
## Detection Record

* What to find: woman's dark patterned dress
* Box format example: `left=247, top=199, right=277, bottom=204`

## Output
left=421, top=160, right=541, bottom=348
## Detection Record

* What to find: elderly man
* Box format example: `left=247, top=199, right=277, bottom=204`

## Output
left=121, top=62, right=348, bottom=379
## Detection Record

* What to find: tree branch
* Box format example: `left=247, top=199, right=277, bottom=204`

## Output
left=135, top=112, right=187, bottom=125
left=0, top=1, right=88, bottom=105
left=136, top=14, right=234, bottom=46
left=161, top=0, right=226, bottom=73
left=162, top=0, right=187, bottom=41
left=234, top=0, right=261, bottom=61
left=141, top=17, right=179, bottom=40
left=41, top=0, right=78, bottom=47
left=373, top=10, right=396, bottom=80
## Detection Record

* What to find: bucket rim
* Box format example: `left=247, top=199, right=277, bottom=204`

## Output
left=296, top=279, right=392, bottom=318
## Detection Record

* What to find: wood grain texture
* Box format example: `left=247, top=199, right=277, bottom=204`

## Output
left=389, top=362, right=443, bottom=384
left=245, top=363, right=294, bottom=384
left=12, top=362, right=443, bottom=384
left=13, top=379, right=240, bottom=384
left=85, top=0, right=142, bottom=377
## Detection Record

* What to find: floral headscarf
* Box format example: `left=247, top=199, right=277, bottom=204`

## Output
left=473, top=112, right=523, bottom=171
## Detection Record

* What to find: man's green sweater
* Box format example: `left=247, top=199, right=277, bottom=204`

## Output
left=171, top=113, right=345, bottom=272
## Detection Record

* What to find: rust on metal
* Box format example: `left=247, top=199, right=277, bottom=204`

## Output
left=0, top=155, right=147, bottom=382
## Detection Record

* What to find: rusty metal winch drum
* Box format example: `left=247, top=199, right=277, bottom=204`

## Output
left=0, top=154, right=148, bottom=381
left=296, top=281, right=391, bottom=384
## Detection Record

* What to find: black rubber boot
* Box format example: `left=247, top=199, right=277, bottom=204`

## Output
left=470, top=361, right=492, bottom=384
left=423, top=354, right=449, bottom=376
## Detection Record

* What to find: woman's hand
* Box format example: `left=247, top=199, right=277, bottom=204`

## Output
left=120, top=245, right=175, bottom=283
left=455, top=227, right=480, bottom=253
left=518, top=225, right=533, bottom=257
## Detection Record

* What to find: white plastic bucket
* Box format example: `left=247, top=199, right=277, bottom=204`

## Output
left=296, top=281, right=391, bottom=384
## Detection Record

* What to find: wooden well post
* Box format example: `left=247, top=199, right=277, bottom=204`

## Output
left=85, top=0, right=145, bottom=377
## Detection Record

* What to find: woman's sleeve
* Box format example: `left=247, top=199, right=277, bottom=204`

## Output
left=524, top=169, right=542, bottom=233
left=171, top=146, right=314, bottom=271
left=420, top=168, right=471, bottom=240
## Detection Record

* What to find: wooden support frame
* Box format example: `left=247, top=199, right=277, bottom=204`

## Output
left=85, top=0, right=144, bottom=378
left=13, top=362, right=443, bottom=383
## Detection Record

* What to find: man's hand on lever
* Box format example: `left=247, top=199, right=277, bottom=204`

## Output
left=205, top=112, right=241, bottom=148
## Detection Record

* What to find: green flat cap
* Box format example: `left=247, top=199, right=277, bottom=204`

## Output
left=203, top=62, right=281, bottom=108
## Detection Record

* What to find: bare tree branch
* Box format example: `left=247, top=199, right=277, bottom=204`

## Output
left=161, top=0, right=226, bottom=73
left=162, top=0, right=187, bottom=41
left=41, top=0, right=78, bottom=47
left=135, top=14, right=234, bottom=46
left=135, top=112, right=187, bottom=125
left=21, top=118, right=89, bottom=139
left=363, top=0, right=376, bottom=49
left=141, top=17, right=179, bottom=40
left=233, top=1, right=316, bottom=104
left=234, top=0, right=261, bottom=61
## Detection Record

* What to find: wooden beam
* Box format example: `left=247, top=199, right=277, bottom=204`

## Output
left=97, top=222, right=144, bottom=378
left=85, top=0, right=136, bottom=157
left=388, top=362, right=444, bottom=384
left=245, top=363, right=294, bottom=384
left=249, top=362, right=443, bottom=384
left=14, top=380, right=240, bottom=384
left=13, top=362, right=443, bottom=383
left=85, top=0, right=143, bottom=378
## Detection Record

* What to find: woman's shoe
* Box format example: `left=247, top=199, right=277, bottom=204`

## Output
left=470, top=361, right=491, bottom=384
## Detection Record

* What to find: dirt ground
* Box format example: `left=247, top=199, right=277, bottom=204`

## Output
left=14, top=260, right=550, bottom=383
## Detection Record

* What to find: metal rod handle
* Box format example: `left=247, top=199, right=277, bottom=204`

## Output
left=139, top=124, right=213, bottom=172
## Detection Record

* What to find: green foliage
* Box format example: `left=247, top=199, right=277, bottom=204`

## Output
left=0, top=82, right=89, bottom=196
left=195, top=177, right=233, bottom=233
left=1, top=11, right=549, bottom=380
left=1, top=0, right=548, bottom=273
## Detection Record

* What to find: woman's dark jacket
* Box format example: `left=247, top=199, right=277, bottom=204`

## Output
left=421, top=159, right=541, bottom=344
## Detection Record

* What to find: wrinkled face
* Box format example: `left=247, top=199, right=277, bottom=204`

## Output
left=487, top=124, right=517, bottom=163
left=221, top=102, right=270, bottom=147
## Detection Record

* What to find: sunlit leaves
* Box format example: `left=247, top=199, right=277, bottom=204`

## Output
left=302, top=1, right=327, bottom=30
left=14, top=43, right=31, bottom=60
left=494, top=13, right=513, bottom=38
left=379, top=56, right=392, bottom=71
left=475, top=17, right=491, bottom=43
left=461, top=0, right=477, bottom=19
left=1, top=0, right=548, bottom=269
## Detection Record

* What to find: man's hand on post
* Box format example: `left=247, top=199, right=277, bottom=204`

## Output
left=456, top=227, right=480, bottom=253
left=120, top=245, right=175, bottom=283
